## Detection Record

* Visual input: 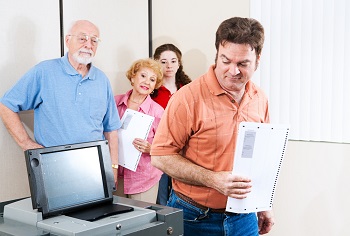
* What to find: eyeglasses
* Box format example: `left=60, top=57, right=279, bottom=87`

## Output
left=68, top=34, right=101, bottom=46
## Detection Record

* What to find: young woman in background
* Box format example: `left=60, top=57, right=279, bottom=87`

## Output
left=152, top=44, right=191, bottom=205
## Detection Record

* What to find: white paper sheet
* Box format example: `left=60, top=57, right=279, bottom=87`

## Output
left=226, top=122, right=290, bottom=213
left=118, top=109, right=154, bottom=171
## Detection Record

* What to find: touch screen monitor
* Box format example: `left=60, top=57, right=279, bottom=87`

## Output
left=24, top=140, right=133, bottom=221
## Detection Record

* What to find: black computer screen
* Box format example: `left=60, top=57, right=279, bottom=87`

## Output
left=41, top=146, right=105, bottom=211
left=25, top=140, right=117, bottom=218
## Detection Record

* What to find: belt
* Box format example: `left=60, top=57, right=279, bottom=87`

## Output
left=175, top=190, right=236, bottom=214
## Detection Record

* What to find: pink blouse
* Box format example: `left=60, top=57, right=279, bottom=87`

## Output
left=114, top=90, right=164, bottom=194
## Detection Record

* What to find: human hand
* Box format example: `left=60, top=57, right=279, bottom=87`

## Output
left=257, top=210, right=275, bottom=234
left=211, top=171, right=252, bottom=199
left=133, top=138, right=151, bottom=154
left=23, top=140, right=44, bottom=151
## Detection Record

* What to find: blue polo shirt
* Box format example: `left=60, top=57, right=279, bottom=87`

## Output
left=0, top=54, right=121, bottom=147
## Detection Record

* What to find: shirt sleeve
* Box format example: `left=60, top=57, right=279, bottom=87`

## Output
left=1, top=65, right=43, bottom=112
left=151, top=89, right=191, bottom=156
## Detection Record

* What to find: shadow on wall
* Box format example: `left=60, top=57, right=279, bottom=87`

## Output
left=183, top=49, right=207, bottom=80
left=1, top=17, right=37, bottom=133
left=153, top=36, right=208, bottom=81
left=152, top=36, right=180, bottom=54
left=110, top=44, right=139, bottom=95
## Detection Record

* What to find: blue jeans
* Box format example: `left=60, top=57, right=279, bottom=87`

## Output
left=156, top=173, right=171, bottom=205
left=167, top=190, right=258, bottom=236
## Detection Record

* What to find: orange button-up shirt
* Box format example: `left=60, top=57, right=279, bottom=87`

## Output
left=151, top=65, right=269, bottom=209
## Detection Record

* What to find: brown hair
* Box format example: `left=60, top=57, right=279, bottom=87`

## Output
left=153, top=44, right=191, bottom=92
left=126, top=58, right=163, bottom=89
left=215, top=17, right=264, bottom=62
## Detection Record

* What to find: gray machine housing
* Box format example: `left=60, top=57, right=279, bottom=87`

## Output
left=0, top=196, right=183, bottom=236
left=1, top=140, right=183, bottom=235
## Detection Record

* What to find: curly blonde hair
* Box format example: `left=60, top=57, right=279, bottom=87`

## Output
left=126, top=58, right=163, bottom=89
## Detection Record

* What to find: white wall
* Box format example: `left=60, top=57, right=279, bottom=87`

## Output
left=152, top=0, right=350, bottom=235
left=272, top=141, right=350, bottom=235
left=152, top=0, right=249, bottom=80
left=0, top=0, right=149, bottom=202
left=62, top=0, right=149, bottom=95
left=0, top=0, right=60, bottom=202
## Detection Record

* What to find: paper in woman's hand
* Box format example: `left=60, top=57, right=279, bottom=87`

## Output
left=118, top=109, right=154, bottom=171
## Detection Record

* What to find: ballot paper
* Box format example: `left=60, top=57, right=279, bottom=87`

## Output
left=118, top=109, right=154, bottom=171
left=226, top=122, right=290, bottom=213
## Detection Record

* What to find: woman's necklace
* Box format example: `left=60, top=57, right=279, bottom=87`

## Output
left=129, top=99, right=141, bottom=104
left=128, top=97, right=144, bottom=104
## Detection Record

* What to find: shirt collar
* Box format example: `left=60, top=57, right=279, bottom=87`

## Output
left=118, top=89, right=154, bottom=113
left=205, top=64, right=257, bottom=98
left=157, top=85, right=168, bottom=91
left=60, top=53, right=95, bottom=80
left=205, top=65, right=225, bottom=96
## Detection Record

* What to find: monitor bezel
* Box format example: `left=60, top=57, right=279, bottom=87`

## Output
left=24, top=140, right=116, bottom=218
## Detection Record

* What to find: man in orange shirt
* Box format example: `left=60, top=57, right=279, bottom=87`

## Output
left=151, top=17, right=274, bottom=235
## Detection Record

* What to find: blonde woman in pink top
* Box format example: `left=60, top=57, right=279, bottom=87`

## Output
left=114, top=58, right=164, bottom=204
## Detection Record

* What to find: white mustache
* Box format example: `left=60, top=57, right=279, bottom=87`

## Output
left=79, top=49, right=94, bottom=56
